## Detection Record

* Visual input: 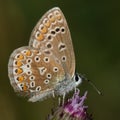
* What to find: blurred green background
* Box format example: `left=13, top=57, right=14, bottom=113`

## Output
left=0, top=0, right=120, bottom=120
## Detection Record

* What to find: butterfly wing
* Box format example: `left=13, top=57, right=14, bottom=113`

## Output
left=29, top=7, right=75, bottom=79
left=8, top=7, right=75, bottom=102
left=8, top=47, right=65, bottom=102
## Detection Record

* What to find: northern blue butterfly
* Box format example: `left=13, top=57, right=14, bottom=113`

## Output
left=8, top=7, right=86, bottom=102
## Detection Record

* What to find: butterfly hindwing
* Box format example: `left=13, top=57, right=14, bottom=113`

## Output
left=8, top=46, right=65, bottom=101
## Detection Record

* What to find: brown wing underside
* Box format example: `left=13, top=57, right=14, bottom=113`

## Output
left=29, top=7, right=75, bottom=79
left=8, top=7, right=75, bottom=101
left=8, top=47, right=65, bottom=98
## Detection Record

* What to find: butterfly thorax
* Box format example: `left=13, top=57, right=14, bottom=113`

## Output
left=55, top=73, right=82, bottom=95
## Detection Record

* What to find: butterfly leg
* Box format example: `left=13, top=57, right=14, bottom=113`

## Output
left=62, top=92, right=66, bottom=105
left=74, top=87, right=80, bottom=94
left=52, top=90, right=55, bottom=98
left=75, top=87, right=77, bottom=93
left=58, top=97, right=61, bottom=106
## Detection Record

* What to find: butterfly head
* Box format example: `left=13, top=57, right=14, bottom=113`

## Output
left=73, top=73, right=87, bottom=87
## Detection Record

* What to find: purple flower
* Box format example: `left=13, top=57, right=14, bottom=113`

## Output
left=47, top=89, right=92, bottom=120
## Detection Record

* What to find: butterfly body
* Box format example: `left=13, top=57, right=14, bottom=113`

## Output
left=8, top=7, right=82, bottom=102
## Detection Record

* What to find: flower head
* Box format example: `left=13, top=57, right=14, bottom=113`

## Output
left=47, top=89, right=92, bottom=120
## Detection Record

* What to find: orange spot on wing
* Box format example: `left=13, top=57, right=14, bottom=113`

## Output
left=16, top=54, right=24, bottom=60
left=36, top=33, right=44, bottom=41
left=40, top=26, right=48, bottom=34
left=15, top=60, right=22, bottom=67
left=49, top=16, right=55, bottom=23
left=15, top=68, right=23, bottom=74
left=44, top=20, right=51, bottom=27
left=26, top=50, right=31, bottom=56
left=17, top=76, right=24, bottom=82
left=23, top=84, right=28, bottom=91
left=55, top=12, right=62, bottom=20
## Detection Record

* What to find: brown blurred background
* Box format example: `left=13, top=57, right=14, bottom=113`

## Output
left=0, top=0, right=120, bottom=120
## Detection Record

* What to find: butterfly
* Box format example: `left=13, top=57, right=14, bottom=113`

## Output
left=8, top=7, right=83, bottom=102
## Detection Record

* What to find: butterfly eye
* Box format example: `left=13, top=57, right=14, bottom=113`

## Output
left=34, top=56, right=40, bottom=62
left=75, top=75, right=79, bottom=82
left=36, top=86, right=41, bottom=91
left=44, top=79, right=49, bottom=84
left=29, top=75, right=35, bottom=81
left=74, top=74, right=82, bottom=86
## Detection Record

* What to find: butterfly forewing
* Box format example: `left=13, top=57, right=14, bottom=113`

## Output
left=29, top=7, right=75, bottom=79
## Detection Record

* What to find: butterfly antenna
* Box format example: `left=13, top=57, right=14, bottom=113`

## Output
left=79, top=74, right=103, bottom=95
left=87, top=79, right=102, bottom=95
